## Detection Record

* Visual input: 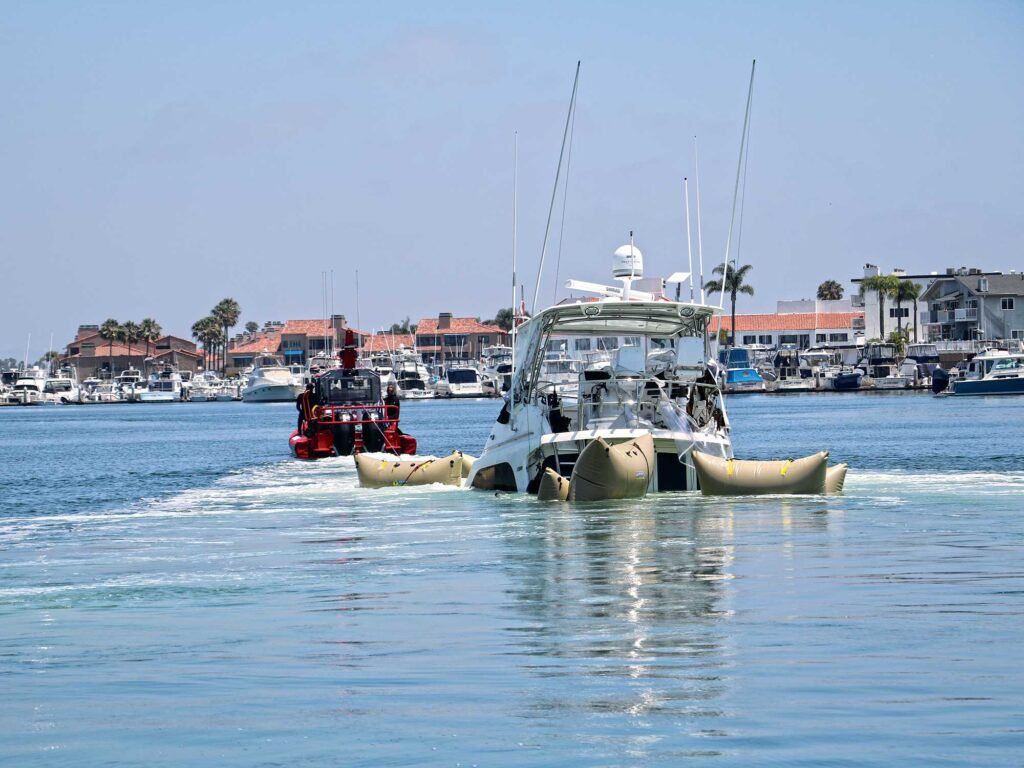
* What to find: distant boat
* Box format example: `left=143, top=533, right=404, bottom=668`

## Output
left=242, top=353, right=304, bottom=403
left=948, top=349, right=1024, bottom=396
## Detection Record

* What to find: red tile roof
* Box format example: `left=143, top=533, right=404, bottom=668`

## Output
left=416, top=317, right=506, bottom=336
left=229, top=331, right=281, bottom=356
left=362, top=334, right=415, bottom=353
left=709, top=312, right=864, bottom=333
left=280, top=319, right=336, bottom=337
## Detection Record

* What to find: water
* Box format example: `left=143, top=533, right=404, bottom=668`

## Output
left=1, top=395, right=1022, bottom=767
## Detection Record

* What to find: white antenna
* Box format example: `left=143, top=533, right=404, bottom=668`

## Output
left=330, top=269, right=335, bottom=355
left=533, top=60, right=581, bottom=315
left=511, top=131, right=518, bottom=384
left=684, top=177, right=694, bottom=301
left=24, top=333, right=31, bottom=370
left=721, top=59, right=757, bottom=311
left=694, top=137, right=706, bottom=303
left=355, top=269, right=362, bottom=353
left=552, top=78, right=579, bottom=304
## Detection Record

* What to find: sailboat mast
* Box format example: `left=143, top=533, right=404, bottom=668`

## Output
left=511, top=130, right=518, bottom=380
left=721, top=59, right=757, bottom=311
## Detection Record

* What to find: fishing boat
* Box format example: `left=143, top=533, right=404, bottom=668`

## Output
left=860, top=342, right=910, bottom=390
left=242, top=353, right=304, bottom=402
left=289, top=331, right=418, bottom=459
left=467, top=244, right=733, bottom=494
left=947, top=349, right=1024, bottom=396
left=719, top=347, right=766, bottom=393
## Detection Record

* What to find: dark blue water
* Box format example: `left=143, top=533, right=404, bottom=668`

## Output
left=1, top=395, right=1022, bottom=767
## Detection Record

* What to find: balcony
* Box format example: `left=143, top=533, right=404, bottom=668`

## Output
left=954, top=308, right=978, bottom=322
left=929, top=310, right=954, bottom=324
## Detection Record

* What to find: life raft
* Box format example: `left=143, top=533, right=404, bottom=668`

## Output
left=692, top=450, right=830, bottom=496
left=355, top=451, right=466, bottom=489
left=569, top=433, right=654, bottom=502
left=825, top=463, right=848, bottom=495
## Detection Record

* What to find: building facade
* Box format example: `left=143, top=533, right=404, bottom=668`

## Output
left=415, top=313, right=509, bottom=365
left=226, top=316, right=369, bottom=375
left=920, top=270, right=1024, bottom=342
left=709, top=300, right=864, bottom=351
left=61, top=326, right=202, bottom=379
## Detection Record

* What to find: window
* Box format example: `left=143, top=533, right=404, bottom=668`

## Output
left=1002, top=298, right=1015, bottom=311
left=1011, top=329, right=1024, bottom=340
left=779, top=334, right=799, bottom=345
left=816, top=333, right=827, bottom=343
left=758, top=335, right=772, bottom=345
left=478, top=335, right=490, bottom=346
left=742, top=335, right=757, bottom=344
left=829, top=333, right=849, bottom=342
left=574, top=338, right=592, bottom=351
left=888, top=307, right=910, bottom=318
left=443, top=334, right=467, bottom=348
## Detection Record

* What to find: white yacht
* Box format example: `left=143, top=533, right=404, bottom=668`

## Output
left=241, top=353, right=304, bottom=402
left=948, top=348, right=1024, bottom=396
left=466, top=244, right=733, bottom=493
left=189, top=370, right=223, bottom=402
left=393, top=354, right=433, bottom=399
left=765, top=348, right=812, bottom=392
left=7, top=367, right=48, bottom=405
left=116, top=368, right=146, bottom=402
left=480, top=345, right=513, bottom=396
left=435, top=364, right=486, bottom=398
left=860, top=343, right=910, bottom=390
left=41, top=366, right=80, bottom=404
left=139, top=366, right=184, bottom=402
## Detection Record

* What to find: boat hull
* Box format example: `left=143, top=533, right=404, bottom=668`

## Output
left=243, top=383, right=303, bottom=402
left=949, top=378, right=1024, bottom=396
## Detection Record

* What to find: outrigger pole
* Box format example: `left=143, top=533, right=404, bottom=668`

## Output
left=532, top=61, right=580, bottom=315
left=720, top=59, right=756, bottom=311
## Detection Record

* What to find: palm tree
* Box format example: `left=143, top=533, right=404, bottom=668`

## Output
left=816, top=280, right=844, bottom=301
left=861, top=274, right=900, bottom=341
left=139, top=318, right=162, bottom=361
left=192, top=317, right=216, bottom=370
left=99, top=318, right=120, bottom=375
left=897, top=280, right=922, bottom=342
left=121, top=321, right=141, bottom=370
left=212, top=298, right=241, bottom=374
left=705, top=262, right=754, bottom=347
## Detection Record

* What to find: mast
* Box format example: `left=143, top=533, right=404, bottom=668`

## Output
left=511, top=130, right=518, bottom=380
left=720, top=59, right=757, bottom=311
left=694, top=137, right=706, bottom=304
left=532, top=61, right=581, bottom=314
left=684, top=177, right=694, bottom=301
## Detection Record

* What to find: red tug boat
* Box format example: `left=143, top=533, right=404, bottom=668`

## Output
left=289, top=331, right=417, bottom=460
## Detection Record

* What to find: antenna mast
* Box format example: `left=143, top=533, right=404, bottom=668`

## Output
left=684, top=177, right=694, bottom=301
left=720, top=59, right=757, bottom=310
left=511, top=131, right=518, bottom=379
left=694, top=137, right=706, bottom=304
left=532, top=60, right=581, bottom=314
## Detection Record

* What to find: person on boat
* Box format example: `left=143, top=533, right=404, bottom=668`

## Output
left=383, top=382, right=400, bottom=422
left=296, top=383, right=316, bottom=433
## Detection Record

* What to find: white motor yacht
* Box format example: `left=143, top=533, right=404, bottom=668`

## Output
left=7, top=367, right=47, bottom=405
left=393, top=355, right=433, bottom=399
left=467, top=244, right=733, bottom=493
left=115, top=368, right=146, bottom=402
left=242, top=353, right=304, bottom=402
left=435, top=364, right=486, bottom=398
left=948, top=348, right=1024, bottom=396
left=139, top=366, right=184, bottom=402
left=41, top=366, right=81, bottom=404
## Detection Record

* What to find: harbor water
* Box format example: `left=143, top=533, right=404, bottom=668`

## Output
left=1, top=396, right=1022, bottom=766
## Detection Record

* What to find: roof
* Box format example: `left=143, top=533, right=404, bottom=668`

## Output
left=280, top=319, right=337, bottom=336
left=709, top=312, right=864, bottom=333
left=362, top=334, right=415, bottom=353
left=152, top=348, right=202, bottom=359
left=229, top=332, right=281, bottom=356
left=416, top=317, right=507, bottom=336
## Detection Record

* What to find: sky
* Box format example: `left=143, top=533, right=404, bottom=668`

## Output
left=2, top=0, right=1022, bottom=360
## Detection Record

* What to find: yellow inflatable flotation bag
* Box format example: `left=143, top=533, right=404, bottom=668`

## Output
left=536, top=467, right=570, bottom=501
left=355, top=451, right=464, bottom=488
left=569, top=433, right=654, bottom=502
left=825, top=463, right=848, bottom=495
left=693, top=450, right=829, bottom=496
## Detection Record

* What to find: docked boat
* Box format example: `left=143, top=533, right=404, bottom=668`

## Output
left=765, top=348, right=812, bottom=392
left=466, top=243, right=733, bottom=494
left=41, top=366, right=80, bottom=404
left=289, top=332, right=418, bottom=459
left=480, top=345, right=513, bottom=396
left=139, top=366, right=184, bottom=402
left=6, top=367, right=47, bottom=405
left=860, top=343, right=910, bottom=390
left=821, top=365, right=863, bottom=391
left=435, top=364, right=486, bottom=398
left=242, top=353, right=304, bottom=402
left=393, top=353, right=433, bottom=400
left=719, top=347, right=765, bottom=393
left=903, top=343, right=941, bottom=386
left=115, top=368, right=146, bottom=402
left=948, top=349, right=1024, bottom=396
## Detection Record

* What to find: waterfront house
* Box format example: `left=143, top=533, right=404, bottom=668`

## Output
left=709, top=300, right=864, bottom=353
left=919, top=269, right=1024, bottom=343
left=226, top=316, right=369, bottom=375
left=415, top=313, right=510, bottom=366
left=61, top=326, right=203, bottom=379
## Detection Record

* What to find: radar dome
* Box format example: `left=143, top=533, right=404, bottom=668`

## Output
left=612, top=244, right=644, bottom=279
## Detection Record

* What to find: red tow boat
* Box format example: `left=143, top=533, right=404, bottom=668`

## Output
left=289, top=331, right=417, bottom=460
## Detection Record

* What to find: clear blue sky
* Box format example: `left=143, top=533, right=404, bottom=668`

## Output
left=2, top=1, right=1022, bottom=360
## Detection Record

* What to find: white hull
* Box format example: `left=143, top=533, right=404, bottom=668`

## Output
left=138, top=392, right=180, bottom=403
left=243, top=383, right=303, bottom=402
left=872, top=377, right=910, bottom=390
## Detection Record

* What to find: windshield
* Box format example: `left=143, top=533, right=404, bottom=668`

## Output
left=447, top=369, right=478, bottom=384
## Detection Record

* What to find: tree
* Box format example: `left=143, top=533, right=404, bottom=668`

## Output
left=36, top=350, right=61, bottom=371
left=486, top=308, right=514, bottom=331
left=121, top=321, right=141, bottom=370
left=817, top=280, right=844, bottom=301
left=212, top=298, right=241, bottom=374
left=705, top=263, right=754, bottom=347
left=861, top=274, right=900, bottom=341
left=139, top=318, right=162, bottom=361
left=245, top=321, right=259, bottom=335
left=192, top=316, right=219, bottom=370
left=389, top=316, right=413, bottom=335
left=896, top=280, right=922, bottom=342
left=99, top=318, right=120, bottom=374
